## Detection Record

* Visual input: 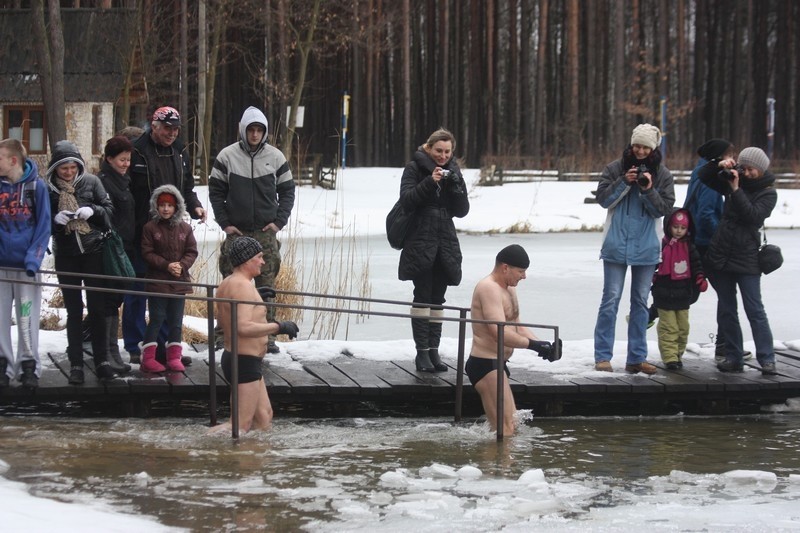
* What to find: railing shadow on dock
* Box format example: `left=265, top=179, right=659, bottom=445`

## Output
left=3, top=267, right=560, bottom=441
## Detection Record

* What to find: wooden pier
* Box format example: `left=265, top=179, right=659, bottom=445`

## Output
left=2, top=347, right=800, bottom=418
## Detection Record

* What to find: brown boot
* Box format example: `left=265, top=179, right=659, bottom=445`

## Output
left=625, top=361, right=658, bottom=375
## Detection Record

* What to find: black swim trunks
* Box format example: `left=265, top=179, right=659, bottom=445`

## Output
left=465, top=355, right=510, bottom=386
left=221, top=350, right=264, bottom=384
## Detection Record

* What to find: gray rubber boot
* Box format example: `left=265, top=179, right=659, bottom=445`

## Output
left=106, top=315, right=131, bottom=374
left=411, top=306, right=434, bottom=372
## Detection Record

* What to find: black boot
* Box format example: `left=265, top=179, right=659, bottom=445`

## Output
left=411, top=306, right=435, bottom=372
left=415, top=349, right=435, bottom=372
left=0, top=358, right=9, bottom=388
left=68, top=365, right=85, bottom=385
left=428, top=309, right=448, bottom=372
left=20, top=360, right=38, bottom=390
left=96, top=361, right=119, bottom=381
left=106, top=315, right=131, bottom=374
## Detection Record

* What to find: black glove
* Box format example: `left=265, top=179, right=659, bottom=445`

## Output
left=273, top=320, right=299, bottom=339
left=257, top=286, right=276, bottom=301
left=528, top=338, right=563, bottom=362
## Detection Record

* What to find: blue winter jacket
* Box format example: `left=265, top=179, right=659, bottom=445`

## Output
left=597, top=158, right=675, bottom=265
left=683, top=157, right=723, bottom=248
left=0, top=159, right=52, bottom=275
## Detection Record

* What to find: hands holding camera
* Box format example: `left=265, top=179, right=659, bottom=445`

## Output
left=717, top=158, right=740, bottom=190
left=432, top=167, right=451, bottom=182
left=528, top=338, right=563, bottom=362
left=626, top=165, right=652, bottom=190
left=54, top=210, right=74, bottom=225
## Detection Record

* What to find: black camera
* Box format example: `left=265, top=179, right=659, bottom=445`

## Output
left=718, top=164, right=743, bottom=181
left=636, top=164, right=650, bottom=187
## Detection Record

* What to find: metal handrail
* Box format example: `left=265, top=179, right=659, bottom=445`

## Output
left=2, top=267, right=559, bottom=439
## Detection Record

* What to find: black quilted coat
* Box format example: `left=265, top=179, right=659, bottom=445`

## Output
left=698, top=161, right=777, bottom=275
left=397, top=149, right=470, bottom=284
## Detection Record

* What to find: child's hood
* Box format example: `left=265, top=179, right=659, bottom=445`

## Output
left=663, top=207, right=696, bottom=241
left=149, top=184, right=186, bottom=223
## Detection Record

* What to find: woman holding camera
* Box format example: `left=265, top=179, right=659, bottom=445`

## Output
left=698, top=147, right=778, bottom=375
left=593, top=124, right=675, bottom=374
left=397, top=128, right=470, bottom=372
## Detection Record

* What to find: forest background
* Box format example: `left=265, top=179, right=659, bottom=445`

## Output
left=4, top=0, right=800, bottom=179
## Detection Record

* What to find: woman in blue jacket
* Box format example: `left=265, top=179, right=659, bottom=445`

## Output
left=593, top=124, right=675, bottom=374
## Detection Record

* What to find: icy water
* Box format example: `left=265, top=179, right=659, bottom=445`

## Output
left=2, top=412, right=800, bottom=531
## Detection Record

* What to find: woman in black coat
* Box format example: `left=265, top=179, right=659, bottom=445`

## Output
left=698, top=147, right=778, bottom=375
left=397, top=128, right=470, bottom=372
left=47, top=140, right=117, bottom=384
left=96, top=135, right=136, bottom=374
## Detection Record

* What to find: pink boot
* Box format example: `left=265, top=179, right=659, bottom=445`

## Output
left=166, top=342, right=185, bottom=372
left=140, top=342, right=166, bottom=373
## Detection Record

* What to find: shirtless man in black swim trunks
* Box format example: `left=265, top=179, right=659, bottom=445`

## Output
left=209, top=237, right=298, bottom=434
left=467, top=244, right=560, bottom=436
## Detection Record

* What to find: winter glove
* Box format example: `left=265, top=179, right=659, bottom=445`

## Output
left=75, top=206, right=94, bottom=220
left=696, top=275, right=708, bottom=293
left=528, top=338, right=563, bottom=362
left=272, top=320, right=299, bottom=339
left=257, top=286, right=277, bottom=301
left=54, top=211, right=73, bottom=225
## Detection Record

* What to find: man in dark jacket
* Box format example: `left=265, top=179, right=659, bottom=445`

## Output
left=125, top=106, right=206, bottom=362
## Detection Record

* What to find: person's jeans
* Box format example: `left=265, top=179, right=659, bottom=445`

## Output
left=594, top=261, right=656, bottom=364
left=144, top=296, right=185, bottom=345
left=712, top=270, right=774, bottom=365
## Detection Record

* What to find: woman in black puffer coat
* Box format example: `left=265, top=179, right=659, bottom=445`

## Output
left=698, top=146, right=778, bottom=375
left=47, top=140, right=117, bottom=384
left=398, top=128, right=470, bottom=372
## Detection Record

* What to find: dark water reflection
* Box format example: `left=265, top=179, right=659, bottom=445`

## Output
left=2, top=412, right=800, bottom=530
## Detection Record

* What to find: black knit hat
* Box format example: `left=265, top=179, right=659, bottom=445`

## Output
left=697, top=138, right=732, bottom=161
left=496, top=244, right=530, bottom=269
left=229, top=237, right=263, bottom=267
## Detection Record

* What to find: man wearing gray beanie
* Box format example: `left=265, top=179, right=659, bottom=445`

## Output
left=697, top=147, right=778, bottom=375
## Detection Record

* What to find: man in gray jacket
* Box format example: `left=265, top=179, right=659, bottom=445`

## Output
left=210, top=106, right=295, bottom=353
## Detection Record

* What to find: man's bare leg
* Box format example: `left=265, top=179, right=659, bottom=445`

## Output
left=249, top=378, right=273, bottom=431
left=474, top=370, right=517, bottom=436
left=206, top=379, right=272, bottom=435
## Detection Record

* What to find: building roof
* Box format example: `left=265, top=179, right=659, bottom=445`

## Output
left=0, top=8, right=139, bottom=102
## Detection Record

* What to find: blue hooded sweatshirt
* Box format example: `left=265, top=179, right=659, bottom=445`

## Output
left=0, top=159, right=52, bottom=275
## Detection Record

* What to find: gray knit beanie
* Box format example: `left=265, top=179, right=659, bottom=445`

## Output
left=737, top=147, right=770, bottom=173
left=630, top=124, right=662, bottom=150
left=229, top=236, right=263, bottom=267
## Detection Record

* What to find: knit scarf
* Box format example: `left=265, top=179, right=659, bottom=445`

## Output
left=659, top=236, right=691, bottom=281
left=55, top=178, right=91, bottom=235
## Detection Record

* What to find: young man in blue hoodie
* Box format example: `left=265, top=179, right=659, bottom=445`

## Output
left=0, top=139, right=51, bottom=389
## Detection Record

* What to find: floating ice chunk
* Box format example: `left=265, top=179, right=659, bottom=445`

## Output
left=380, top=470, right=410, bottom=488
left=722, top=470, right=778, bottom=488
left=419, top=463, right=458, bottom=479
left=0, top=459, right=9, bottom=475
left=788, top=474, right=800, bottom=485
left=518, top=468, right=546, bottom=485
left=368, top=491, right=393, bottom=505
left=134, top=471, right=150, bottom=487
left=457, top=465, right=482, bottom=479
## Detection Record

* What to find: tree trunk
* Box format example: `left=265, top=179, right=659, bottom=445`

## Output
left=401, top=0, right=411, bottom=159
left=31, top=0, right=66, bottom=151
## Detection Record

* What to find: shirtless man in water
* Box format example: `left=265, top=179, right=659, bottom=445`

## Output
left=209, top=237, right=299, bottom=434
left=467, top=244, right=561, bottom=435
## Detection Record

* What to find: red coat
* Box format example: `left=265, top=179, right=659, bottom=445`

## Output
left=141, top=218, right=198, bottom=295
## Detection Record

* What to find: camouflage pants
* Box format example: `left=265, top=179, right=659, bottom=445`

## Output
left=219, top=230, right=281, bottom=323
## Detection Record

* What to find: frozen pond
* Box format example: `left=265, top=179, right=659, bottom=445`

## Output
left=2, top=412, right=800, bottom=531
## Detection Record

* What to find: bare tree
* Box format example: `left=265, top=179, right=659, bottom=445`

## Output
left=30, top=0, right=66, bottom=150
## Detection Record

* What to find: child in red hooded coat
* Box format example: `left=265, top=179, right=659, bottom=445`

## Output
left=652, top=209, right=708, bottom=370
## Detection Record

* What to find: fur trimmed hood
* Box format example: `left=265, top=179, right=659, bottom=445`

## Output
left=149, top=184, right=186, bottom=226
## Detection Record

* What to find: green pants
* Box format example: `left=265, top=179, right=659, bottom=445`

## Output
left=656, top=308, right=689, bottom=363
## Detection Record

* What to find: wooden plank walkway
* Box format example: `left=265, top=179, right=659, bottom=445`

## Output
left=1, top=349, right=800, bottom=417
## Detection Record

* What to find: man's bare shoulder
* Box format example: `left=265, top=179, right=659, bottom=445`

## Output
left=474, top=275, right=505, bottom=297
left=217, top=273, right=256, bottom=300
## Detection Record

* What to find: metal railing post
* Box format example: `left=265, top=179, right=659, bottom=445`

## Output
left=206, top=285, right=217, bottom=427
left=496, top=325, right=505, bottom=441
left=230, top=301, right=239, bottom=439
left=454, top=308, right=467, bottom=422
